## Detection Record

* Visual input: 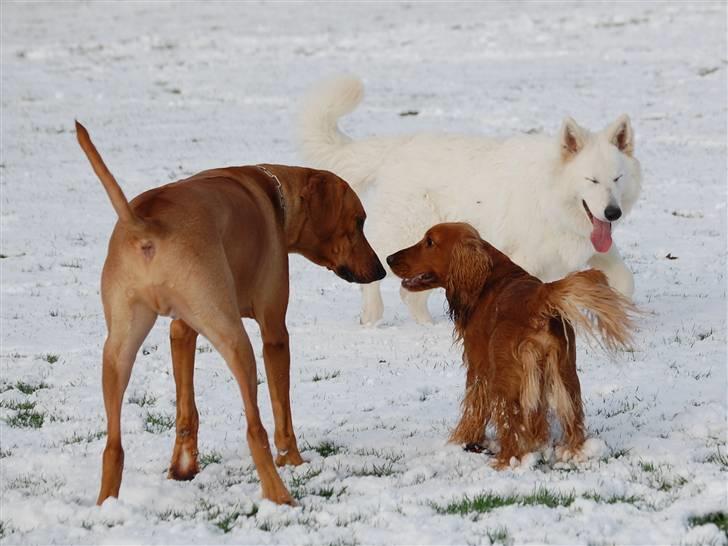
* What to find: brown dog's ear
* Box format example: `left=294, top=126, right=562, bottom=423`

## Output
left=301, top=172, right=344, bottom=239
left=446, top=238, right=492, bottom=325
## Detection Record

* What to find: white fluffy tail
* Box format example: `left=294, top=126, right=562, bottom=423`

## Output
left=298, top=75, right=387, bottom=193
left=298, top=75, right=363, bottom=162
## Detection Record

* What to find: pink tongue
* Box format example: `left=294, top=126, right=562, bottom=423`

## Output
left=590, top=218, right=612, bottom=252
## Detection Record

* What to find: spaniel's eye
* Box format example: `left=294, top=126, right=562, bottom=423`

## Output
left=425, top=237, right=434, bottom=248
left=356, top=217, right=365, bottom=231
left=586, top=177, right=599, bottom=184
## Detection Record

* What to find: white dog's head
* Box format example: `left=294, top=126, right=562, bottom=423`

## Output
left=557, top=114, right=642, bottom=253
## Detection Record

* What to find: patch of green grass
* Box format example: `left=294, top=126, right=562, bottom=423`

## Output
left=13, top=381, right=49, bottom=395
left=289, top=466, right=324, bottom=499
left=144, top=411, right=174, bottom=434
left=214, top=507, right=258, bottom=533
left=197, top=499, right=257, bottom=531
left=41, top=353, right=60, bottom=364
left=352, top=461, right=396, bottom=477
left=486, top=527, right=510, bottom=544
left=688, top=512, right=728, bottom=535
left=314, top=486, right=336, bottom=499
left=156, top=509, right=187, bottom=521
left=200, top=450, right=223, bottom=468
left=583, top=491, right=642, bottom=505
left=290, top=467, right=322, bottom=489
left=311, top=370, right=341, bottom=382
left=0, top=520, right=11, bottom=539
left=435, top=487, right=575, bottom=515
left=607, top=447, right=631, bottom=460
left=311, top=486, right=346, bottom=500
left=6, top=408, right=45, bottom=428
left=128, top=392, right=157, bottom=407
left=706, top=446, right=728, bottom=469
left=6, top=474, right=63, bottom=492
left=62, top=430, right=106, bottom=445
left=310, top=440, right=342, bottom=458
left=327, top=538, right=360, bottom=546
left=0, top=399, right=37, bottom=411
left=639, top=460, right=655, bottom=472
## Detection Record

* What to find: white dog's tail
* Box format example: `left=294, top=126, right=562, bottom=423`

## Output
left=298, top=75, right=382, bottom=193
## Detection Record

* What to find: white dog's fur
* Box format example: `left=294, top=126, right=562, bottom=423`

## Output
left=298, top=76, right=642, bottom=325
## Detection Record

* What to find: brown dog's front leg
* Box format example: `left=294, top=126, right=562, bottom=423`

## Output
left=261, top=319, right=304, bottom=467
left=168, top=319, right=200, bottom=481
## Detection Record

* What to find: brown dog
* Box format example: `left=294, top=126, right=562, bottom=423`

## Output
left=76, top=122, right=385, bottom=505
left=387, top=223, right=635, bottom=467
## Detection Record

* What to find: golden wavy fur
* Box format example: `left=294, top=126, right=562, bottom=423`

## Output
left=387, top=223, right=636, bottom=467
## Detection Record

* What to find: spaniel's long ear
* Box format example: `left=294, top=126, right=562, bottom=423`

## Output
left=446, top=238, right=492, bottom=325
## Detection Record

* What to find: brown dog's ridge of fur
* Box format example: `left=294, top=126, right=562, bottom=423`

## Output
left=387, top=223, right=636, bottom=467
left=76, top=121, right=385, bottom=505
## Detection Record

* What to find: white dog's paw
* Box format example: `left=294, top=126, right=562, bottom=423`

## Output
left=360, top=306, right=384, bottom=327
left=412, top=310, right=434, bottom=325
left=359, top=313, right=382, bottom=327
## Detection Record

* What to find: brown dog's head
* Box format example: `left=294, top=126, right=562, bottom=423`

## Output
left=386, top=223, right=492, bottom=323
left=296, top=171, right=386, bottom=284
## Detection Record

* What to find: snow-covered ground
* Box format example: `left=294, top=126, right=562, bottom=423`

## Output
left=1, top=1, right=726, bottom=544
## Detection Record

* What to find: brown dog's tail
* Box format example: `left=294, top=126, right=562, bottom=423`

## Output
left=75, top=121, right=144, bottom=229
left=544, top=269, right=637, bottom=354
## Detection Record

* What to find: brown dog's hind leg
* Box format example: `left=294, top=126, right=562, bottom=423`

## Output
left=168, top=319, right=200, bottom=481
left=492, top=400, right=528, bottom=469
left=260, top=316, right=304, bottom=467
left=550, top=349, right=586, bottom=462
left=97, top=303, right=157, bottom=505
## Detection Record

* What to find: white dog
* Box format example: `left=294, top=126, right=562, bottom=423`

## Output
left=298, top=76, right=642, bottom=325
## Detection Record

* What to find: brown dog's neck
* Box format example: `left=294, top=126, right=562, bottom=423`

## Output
left=256, top=164, right=307, bottom=250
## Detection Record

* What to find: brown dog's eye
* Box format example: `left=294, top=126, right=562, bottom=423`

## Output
left=356, top=217, right=365, bottom=231
left=426, top=237, right=434, bottom=248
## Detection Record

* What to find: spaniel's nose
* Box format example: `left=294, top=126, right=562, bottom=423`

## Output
left=386, top=254, right=396, bottom=266
left=604, top=205, right=622, bottom=221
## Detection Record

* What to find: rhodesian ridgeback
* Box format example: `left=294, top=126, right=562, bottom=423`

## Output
left=76, top=122, right=385, bottom=505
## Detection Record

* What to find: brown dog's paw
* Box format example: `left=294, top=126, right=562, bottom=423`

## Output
left=168, top=445, right=200, bottom=481
left=464, top=442, right=488, bottom=454
left=262, top=483, right=296, bottom=506
left=275, top=449, right=305, bottom=467
left=167, top=464, right=199, bottom=481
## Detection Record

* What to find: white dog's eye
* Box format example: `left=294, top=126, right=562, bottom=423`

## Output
left=585, top=177, right=599, bottom=184
left=613, top=174, right=623, bottom=183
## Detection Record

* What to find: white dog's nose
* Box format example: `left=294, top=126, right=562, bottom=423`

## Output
left=604, top=205, right=622, bottom=221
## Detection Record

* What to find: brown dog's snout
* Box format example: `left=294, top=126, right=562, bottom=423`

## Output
left=338, top=251, right=386, bottom=284
left=371, top=258, right=387, bottom=281
left=358, top=253, right=386, bottom=283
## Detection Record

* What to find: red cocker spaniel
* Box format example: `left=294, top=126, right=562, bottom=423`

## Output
left=387, top=223, right=636, bottom=467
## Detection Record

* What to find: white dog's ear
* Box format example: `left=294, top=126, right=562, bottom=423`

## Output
left=559, top=117, right=586, bottom=161
left=605, top=114, right=634, bottom=155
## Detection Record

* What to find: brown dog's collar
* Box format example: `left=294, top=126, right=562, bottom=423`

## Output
left=256, top=165, right=286, bottom=222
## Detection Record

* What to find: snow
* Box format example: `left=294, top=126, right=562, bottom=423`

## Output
left=1, top=1, right=726, bottom=544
